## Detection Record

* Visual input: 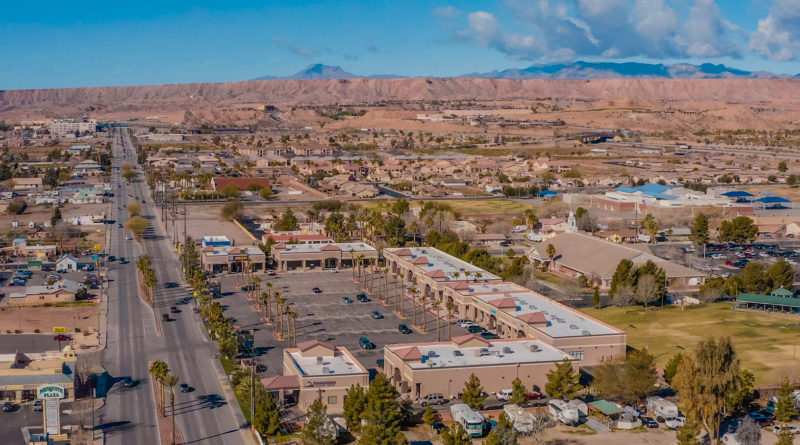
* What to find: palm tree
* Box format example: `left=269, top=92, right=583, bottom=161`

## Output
left=149, top=360, right=169, bottom=417
left=289, top=311, right=298, bottom=347
left=163, top=373, right=179, bottom=445
left=392, top=274, right=399, bottom=312
left=410, top=287, right=417, bottom=325
left=265, top=281, right=273, bottom=323
left=275, top=295, right=285, bottom=340
left=420, top=295, right=427, bottom=331
left=252, top=276, right=261, bottom=303
left=350, top=249, right=356, bottom=279
left=432, top=300, right=441, bottom=341
left=446, top=301, right=454, bottom=340
left=547, top=243, right=557, bottom=269
left=284, top=305, right=291, bottom=341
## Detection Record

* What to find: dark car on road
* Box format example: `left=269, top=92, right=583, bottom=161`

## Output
left=371, top=310, right=384, bottom=319
left=122, top=377, right=137, bottom=387
left=342, top=297, right=353, bottom=304
left=170, top=306, right=180, bottom=314
left=54, top=334, right=72, bottom=341
left=180, top=383, right=191, bottom=393
left=398, top=324, right=413, bottom=334
left=162, top=313, right=170, bottom=322
left=467, top=325, right=486, bottom=334
left=3, top=402, right=14, bottom=412
left=356, top=293, right=370, bottom=302
left=359, top=337, right=376, bottom=350
left=108, top=256, right=116, bottom=262
left=119, top=257, right=128, bottom=264
left=312, top=287, right=322, bottom=293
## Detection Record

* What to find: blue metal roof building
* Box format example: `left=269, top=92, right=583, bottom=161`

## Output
left=615, top=184, right=679, bottom=200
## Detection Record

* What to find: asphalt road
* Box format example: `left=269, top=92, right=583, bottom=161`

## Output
left=96, top=129, right=249, bottom=445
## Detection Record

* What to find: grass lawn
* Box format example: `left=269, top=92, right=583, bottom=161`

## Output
left=533, top=271, right=565, bottom=286
left=361, top=198, right=531, bottom=216
left=579, top=303, right=800, bottom=385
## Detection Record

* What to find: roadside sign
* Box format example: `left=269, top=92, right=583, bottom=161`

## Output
left=93, top=245, right=103, bottom=251
left=38, top=385, right=66, bottom=399
left=53, top=327, right=67, bottom=334
left=44, top=399, right=59, bottom=435
left=92, top=255, right=99, bottom=260
left=193, top=291, right=198, bottom=297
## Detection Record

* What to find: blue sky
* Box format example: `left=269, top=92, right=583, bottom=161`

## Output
left=3, top=0, right=800, bottom=89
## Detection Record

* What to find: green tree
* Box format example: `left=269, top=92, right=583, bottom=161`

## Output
left=149, top=360, right=169, bottom=416
left=775, top=379, right=799, bottom=422
left=690, top=213, right=709, bottom=246
left=509, top=377, right=527, bottom=406
left=343, top=384, right=367, bottom=433
left=259, top=187, right=274, bottom=200
left=546, top=243, right=557, bottom=264
left=642, top=213, right=659, bottom=242
left=673, top=337, right=740, bottom=441
left=360, top=374, right=404, bottom=445
left=122, top=168, right=136, bottom=182
left=221, top=199, right=243, bottom=221
left=301, top=398, right=336, bottom=445
left=274, top=208, right=300, bottom=231
left=725, top=369, right=756, bottom=415
left=633, top=260, right=666, bottom=297
left=220, top=184, right=241, bottom=199
left=777, top=429, right=795, bottom=445
left=740, top=262, right=768, bottom=293
left=592, top=349, right=657, bottom=403
left=610, top=259, right=635, bottom=296
left=663, top=353, right=683, bottom=385
left=126, top=216, right=148, bottom=240
left=390, top=199, right=410, bottom=216
left=592, top=287, right=600, bottom=308
left=384, top=216, right=406, bottom=247
left=461, top=373, right=486, bottom=410
left=422, top=404, right=435, bottom=428
left=676, top=422, right=700, bottom=445
left=767, top=259, right=795, bottom=291
left=545, top=359, right=582, bottom=400
left=484, top=413, right=517, bottom=445
left=788, top=174, right=799, bottom=186
left=50, top=206, right=62, bottom=226
left=126, top=202, right=142, bottom=217
left=718, top=216, right=758, bottom=243
left=778, top=160, right=788, bottom=172
left=442, top=423, right=472, bottom=445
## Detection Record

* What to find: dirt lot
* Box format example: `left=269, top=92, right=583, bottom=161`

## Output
left=0, top=302, right=100, bottom=334
left=183, top=205, right=254, bottom=244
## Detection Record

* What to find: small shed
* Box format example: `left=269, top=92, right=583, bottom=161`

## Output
left=27, top=260, right=43, bottom=272
left=56, top=254, right=78, bottom=272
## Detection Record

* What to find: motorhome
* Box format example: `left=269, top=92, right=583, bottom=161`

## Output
left=451, top=403, right=485, bottom=437
left=646, top=396, right=679, bottom=420
left=527, top=232, right=543, bottom=242
left=503, top=404, right=534, bottom=434
left=548, top=400, right=580, bottom=425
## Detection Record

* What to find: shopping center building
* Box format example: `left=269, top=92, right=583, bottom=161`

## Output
left=0, top=347, right=77, bottom=402
left=270, top=242, right=377, bottom=272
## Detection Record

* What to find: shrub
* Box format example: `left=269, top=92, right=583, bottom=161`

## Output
left=75, top=328, right=81, bottom=333
left=14, top=329, right=22, bottom=334
left=34, top=328, right=40, bottom=333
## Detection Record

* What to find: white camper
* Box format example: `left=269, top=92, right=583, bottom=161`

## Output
left=527, top=232, right=543, bottom=242
left=451, top=403, right=485, bottom=437
left=503, top=404, right=534, bottom=434
left=548, top=399, right=580, bottom=425
left=646, top=396, right=679, bottom=419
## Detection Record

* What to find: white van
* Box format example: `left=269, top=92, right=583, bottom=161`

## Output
left=496, top=389, right=513, bottom=402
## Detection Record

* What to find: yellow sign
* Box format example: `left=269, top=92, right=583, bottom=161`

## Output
left=36, top=252, right=46, bottom=258
left=93, top=245, right=103, bottom=251
left=193, top=291, right=198, bottom=297
left=53, top=327, right=66, bottom=334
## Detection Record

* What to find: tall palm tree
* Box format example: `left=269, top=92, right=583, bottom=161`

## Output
left=446, top=301, right=455, bottom=340
left=392, top=274, right=399, bottom=312
left=149, top=360, right=169, bottom=417
left=289, top=311, right=298, bottom=347
left=275, top=295, right=285, bottom=340
left=410, top=287, right=417, bottom=325
left=252, top=276, right=261, bottom=303
left=420, top=295, right=427, bottom=331
left=265, top=281, right=273, bottom=323
left=350, top=249, right=356, bottom=279
left=284, top=305, right=291, bottom=341
left=163, top=373, right=179, bottom=445
left=432, top=300, right=441, bottom=341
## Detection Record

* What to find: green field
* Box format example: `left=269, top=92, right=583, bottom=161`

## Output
left=579, top=303, right=800, bottom=385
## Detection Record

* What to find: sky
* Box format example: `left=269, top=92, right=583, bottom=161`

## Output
left=3, top=0, right=800, bottom=90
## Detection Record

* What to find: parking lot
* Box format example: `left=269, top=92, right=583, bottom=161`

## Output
left=680, top=242, right=800, bottom=278
left=215, top=270, right=471, bottom=387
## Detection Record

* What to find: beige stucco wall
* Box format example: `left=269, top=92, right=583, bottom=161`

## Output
left=282, top=350, right=369, bottom=415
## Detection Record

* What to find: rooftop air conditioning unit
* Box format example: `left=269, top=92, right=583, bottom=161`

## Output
left=529, top=345, right=539, bottom=352
left=428, top=351, right=436, bottom=358
left=569, top=324, right=578, bottom=329
left=503, top=347, right=512, bottom=354
left=453, top=350, right=463, bottom=356
left=316, top=357, right=323, bottom=364
left=582, top=330, right=592, bottom=336
left=322, top=366, right=330, bottom=374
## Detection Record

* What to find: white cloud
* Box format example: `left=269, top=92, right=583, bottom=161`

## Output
left=452, top=0, right=748, bottom=61
left=433, top=5, right=461, bottom=20
left=750, top=0, right=800, bottom=61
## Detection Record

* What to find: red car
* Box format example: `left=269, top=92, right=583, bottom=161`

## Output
left=53, top=334, right=71, bottom=341
left=170, top=306, right=180, bottom=314
left=526, top=392, right=546, bottom=400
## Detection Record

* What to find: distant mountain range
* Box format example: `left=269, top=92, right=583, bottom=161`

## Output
left=254, top=61, right=799, bottom=80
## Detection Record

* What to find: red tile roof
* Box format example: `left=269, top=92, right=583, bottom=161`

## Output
left=426, top=269, right=446, bottom=278
left=410, top=256, right=429, bottom=265
left=394, top=346, right=422, bottom=361
left=489, top=297, right=517, bottom=309
left=297, top=340, right=335, bottom=352
left=320, top=244, right=341, bottom=251
left=393, top=249, right=413, bottom=256
left=517, top=312, right=548, bottom=324
left=451, top=334, right=490, bottom=346
left=447, top=281, right=471, bottom=290
left=261, top=375, right=300, bottom=390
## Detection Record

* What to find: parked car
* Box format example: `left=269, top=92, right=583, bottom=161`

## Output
left=371, top=310, right=384, bottom=319
left=53, top=334, right=72, bottom=341
left=749, top=412, right=774, bottom=427
left=359, top=337, right=376, bottom=350
left=419, top=393, right=446, bottom=406
left=496, top=389, right=513, bottom=401
left=665, top=416, right=686, bottom=430
left=33, top=400, right=42, bottom=412
left=526, top=392, right=546, bottom=401
left=342, top=297, right=353, bottom=304
left=467, top=325, right=486, bottom=334
left=170, top=306, right=180, bottom=314
left=3, top=402, right=13, bottom=412
left=356, top=293, right=370, bottom=302
left=480, top=332, right=500, bottom=340
left=108, top=256, right=116, bottom=262
left=119, top=257, right=128, bottom=264
left=459, top=320, right=477, bottom=328
left=161, top=314, right=170, bottom=322
left=398, top=324, right=413, bottom=334
left=774, top=425, right=799, bottom=435
left=180, top=383, right=191, bottom=393
left=642, top=417, right=658, bottom=428
left=432, top=421, right=449, bottom=434
left=312, top=287, right=322, bottom=293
